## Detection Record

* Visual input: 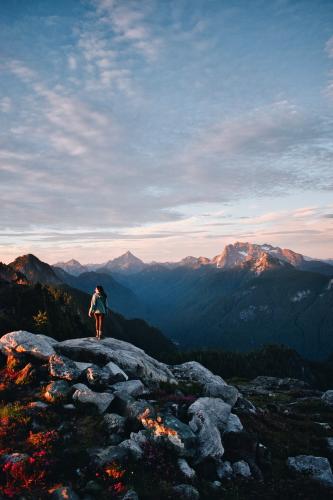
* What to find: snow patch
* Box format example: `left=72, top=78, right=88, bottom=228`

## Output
left=238, top=251, right=248, bottom=257
left=327, top=279, right=333, bottom=291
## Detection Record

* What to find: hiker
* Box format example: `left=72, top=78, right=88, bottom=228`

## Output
left=88, top=285, right=108, bottom=340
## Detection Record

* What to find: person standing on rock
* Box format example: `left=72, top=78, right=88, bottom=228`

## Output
left=88, top=285, right=108, bottom=340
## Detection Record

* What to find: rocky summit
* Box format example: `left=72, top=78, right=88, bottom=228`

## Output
left=1, top=331, right=333, bottom=499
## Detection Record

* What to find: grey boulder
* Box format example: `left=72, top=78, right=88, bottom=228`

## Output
left=49, top=354, right=81, bottom=381
left=172, top=361, right=238, bottom=406
left=0, top=330, right=56, bottom=360
left=322, top=390, right=333, bottom=407
left=232, top=460, right=252, bottom=478
left=73, top=383, right=114, bottom=413
left=56, top=337, right=176, bottom=385
left=287, top=455, right=333, bottom=487
left=188, top=397, right=231, bottom=432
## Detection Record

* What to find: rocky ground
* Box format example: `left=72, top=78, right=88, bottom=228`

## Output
left=0, top=331, right=333, bottom=499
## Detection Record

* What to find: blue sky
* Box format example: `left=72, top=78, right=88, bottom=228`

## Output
left=1, top=0, right=333, bottom=263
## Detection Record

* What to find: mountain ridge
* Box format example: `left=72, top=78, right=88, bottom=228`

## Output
left=53, top=242, right=333, bottom=277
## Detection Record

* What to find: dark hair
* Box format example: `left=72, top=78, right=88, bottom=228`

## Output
left=96, top=285, right=107, bottom=298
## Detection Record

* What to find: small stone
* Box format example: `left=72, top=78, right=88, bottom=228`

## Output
left=28, top=401, right=49, bottom=410
left=1, top=453, right=28, bottom=466
left=51, top=486, right=79, bottom=500
left=63, top=404, right=76, bottom=411
left=121, top=490, right=139, bottom=500
left=216, top=460, right=233, bottom=480
left=232, top=460, right=252, bottom=478
left=178, top=458, right=196, bottom=479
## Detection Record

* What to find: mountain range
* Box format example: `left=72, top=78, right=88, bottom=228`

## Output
left=55, top=242, right=333, bottom=276
left=3, top=242, right=333, bottom=360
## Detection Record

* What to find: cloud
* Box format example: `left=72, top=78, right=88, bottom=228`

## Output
left=0, top=97, right=11, bottom=113
left=94, top=0, right=163, bottom=61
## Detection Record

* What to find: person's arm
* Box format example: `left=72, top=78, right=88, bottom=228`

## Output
left=88, top=294, right=96, bottom=317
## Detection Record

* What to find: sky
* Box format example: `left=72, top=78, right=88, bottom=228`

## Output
left=1, top=0, right=333, bottom=264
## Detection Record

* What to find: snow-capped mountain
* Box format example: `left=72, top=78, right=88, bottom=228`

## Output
left=211, top=242, right=305, bottom=269
left=53, top=259, right=88, bottom=276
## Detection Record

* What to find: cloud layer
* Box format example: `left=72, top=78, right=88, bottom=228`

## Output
left=0, top=0, right=332, bottom=262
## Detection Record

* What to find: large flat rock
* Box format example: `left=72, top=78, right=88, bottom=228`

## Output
left=0, top=330, right=56, bottom=360
left=56, top=337, right=176, bottom=385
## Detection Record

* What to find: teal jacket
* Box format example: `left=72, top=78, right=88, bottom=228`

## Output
left=89, top=292, right=108, bottom=315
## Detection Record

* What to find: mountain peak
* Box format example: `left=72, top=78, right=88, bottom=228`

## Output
left=54, top=259, right=87, bottom=276
left=103, top=251, right=145, bottom=274
left=10, top=254, right=61, bottom=285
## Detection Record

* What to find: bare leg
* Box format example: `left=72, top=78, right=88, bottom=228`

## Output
left=100, top=314, right=105, bottom=338
left=94, top=313, right=100, bottom=339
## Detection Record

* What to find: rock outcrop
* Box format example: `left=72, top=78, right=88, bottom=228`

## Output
left=0, top=330, right=332, bottom=499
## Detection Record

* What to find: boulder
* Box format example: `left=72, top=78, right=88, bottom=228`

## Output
left=86, top=364, right=113, bottom=387
left=89, top=445, right=129, bottom=467
left=129, top=430, right=149, bottom=448
left=224, top=413, right=243, bottom=434
left=172, top=361, right=238, bottom=406
left=49, top=354, right=81, bottom=381
left=103, top=413, right=126, bottom=434
left=190, top=412, right=224, bottom=463
left=287, top=455, right=333, bottom=487
left=157, top=415, right=197, bottom=456
left=188, top=397, right=231, bottom=432
left=113, top=392, right=156, bottom=421
left=172, top=484, right=200, bottom=499
left=72, top=383, right=114, bottom=414
left=119, top=438, right=143, bottom=460
left=322, top=390, right=333, bottom=407
left=56, top=337, right=176, bottom=385
left=43, top=380, right=71, bottom=404
left=232, top=460, right=252, bottom=478
left=111, top=379, right=147, bottom=397
left=0, top=330, right=55, bottom=360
